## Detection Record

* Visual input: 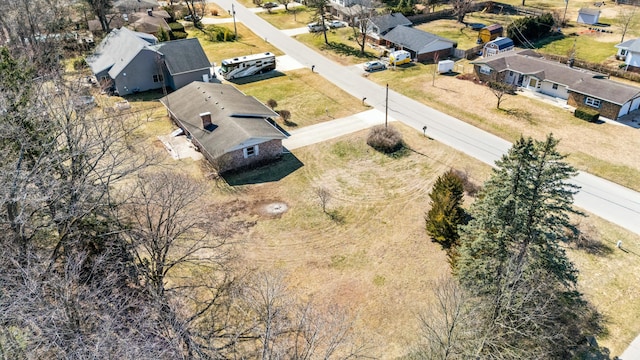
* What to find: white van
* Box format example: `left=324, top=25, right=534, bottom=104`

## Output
left=389, top=50, right=411, bottom=66
left=307, top=22, right=326, bottom=32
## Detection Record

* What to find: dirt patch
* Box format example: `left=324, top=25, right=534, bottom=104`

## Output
left=250, top=199, right=290, bottom=218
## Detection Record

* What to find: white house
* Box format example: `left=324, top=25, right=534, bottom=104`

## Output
left=615, top=38, right=640, bottom=71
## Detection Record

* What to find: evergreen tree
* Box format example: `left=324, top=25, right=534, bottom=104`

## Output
left=425, top=170, right=466, bottom=251
left=455, top=134, right=596, bottom=358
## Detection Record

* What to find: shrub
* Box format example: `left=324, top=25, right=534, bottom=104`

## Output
left=170, top=31, right=188, bottom=40
left=451, top=168, right=481, bottom=196
left=266, top=99, right=277, bottom=110
left=73, top=58, right=87, bottom=70
left=574, top=107, right=600, bottom=122
left=204, top=25, right=236, bottom=42
left=279, top=109, right=291, bottom=122
left=366, top=125, right=403, bottom=153
left=169, top=22, right=185, bottom=32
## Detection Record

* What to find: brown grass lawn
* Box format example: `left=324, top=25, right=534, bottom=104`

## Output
left=185, top=23, right=283, bottom=65
left=155, top=120, right=640, bottom=358
left=364, top=65, right=640, bottom=192
left=257, top=7, right=316, bottom=29
left=295, top=29, right=382, bottom=66
left=235, top=69, right=369, bottom=129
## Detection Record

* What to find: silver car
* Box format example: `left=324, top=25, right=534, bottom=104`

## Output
left=364, top=61, right=386, bottom=72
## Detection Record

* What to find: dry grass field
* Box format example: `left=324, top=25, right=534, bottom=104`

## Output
left=122, top=4, right=640, bottom=355
left=142, top=118, right=640, bottom=358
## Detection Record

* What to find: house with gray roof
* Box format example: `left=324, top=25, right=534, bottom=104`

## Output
left=159, top=83, right=288, bottom=173
left=381, top=26, right=456, bottom=62
left=471, top=50, right=640, bottom=120
left=86, top=28, right=212, bottom=95
left=615, top=38, right=640, bottom=71
left=366, top=12, right=411, bottom=44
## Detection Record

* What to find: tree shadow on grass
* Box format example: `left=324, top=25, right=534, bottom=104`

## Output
left=501, top=107, right=535, bottom=124
left=322, top=41, right=378, bottom=60
left=222, top=152, right=303, bottom=186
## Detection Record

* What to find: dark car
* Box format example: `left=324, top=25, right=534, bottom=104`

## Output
left=263, top=2, right=279, bottom=8
left=364, top=61, right=386, bottom=72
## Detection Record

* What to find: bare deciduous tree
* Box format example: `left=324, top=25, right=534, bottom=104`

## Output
left=346, top=0, right=377, bottom=55
left=488, top=81, right=515, bottom=109
left=616, top=5, right=637, bottom=43
left=315, top=186, right=332, bottom=213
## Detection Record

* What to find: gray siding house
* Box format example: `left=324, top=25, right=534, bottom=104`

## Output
left=86, top=28, right=212, bottom=95
left=366, top=13, right=412, bottom=44
left=159, top=83, right=288, bottom=173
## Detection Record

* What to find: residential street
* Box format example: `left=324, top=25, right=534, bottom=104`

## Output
left=212, top=0, right=640, bottom=237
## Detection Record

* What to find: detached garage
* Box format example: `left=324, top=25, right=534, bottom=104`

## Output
left=577, top=8, right=601, bottom=25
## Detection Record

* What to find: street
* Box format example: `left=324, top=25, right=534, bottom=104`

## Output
left=213, top=0, right=640, bottom=236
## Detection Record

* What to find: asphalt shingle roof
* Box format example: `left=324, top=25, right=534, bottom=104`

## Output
left=616, top=38, right=640, bottom=53
left=150, top=38, right=211, bottom=75
left=369, top=13, right=411, bottom=34
left=471, top=50, right=640, bottom=105
left=578, top=8, right=601, bottom=16
left=381, top=26, right=455, bottom=54
left=86, top=28, right=156, bottom=75
left=159, top=83, right=286, bottom=159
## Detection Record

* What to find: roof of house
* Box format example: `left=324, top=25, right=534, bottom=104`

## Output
left=471, top=50, right=640, bottom=105
left=86, top=28, right=157, bottom=75
left=616, top=38, right=640, bottom=52
left=150, top=38, right=211, bottom=75
left=382, top=26, right=456, bottom=54
left=114, top=0, right=160, bottom=10
left=484, top=37, right=514, bottom=50
left=88, top=16, right=127, bottom=32
left=369, top=12, right=411, bottom=34
left=130, top=12, right=171, bottom=33
left=578, top=7, right=601, bottom=16
left=159, top=83, right=287, bottom=159
left=481, top=24, right=503, bottom=34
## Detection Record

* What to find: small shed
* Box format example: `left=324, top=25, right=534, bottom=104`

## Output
left=478, top=24, right=503, bottom=44
left=577, top=8, right=601, bottom=25
left=483, top=37, right=514, bottom=57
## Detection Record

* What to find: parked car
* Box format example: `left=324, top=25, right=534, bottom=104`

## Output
left=263, top=2, right=279, bottom=8
left=328, top=20, right=346, bottom=28
left=184, top=14, right=201, bottom=21
left=364, top=61, right=386, bottom=72
left=307, top=22, right=326, bottom=32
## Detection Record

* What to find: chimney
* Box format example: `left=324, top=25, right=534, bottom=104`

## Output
left=200, top=112, right=212, bottom=129
left=147, top=8, right=153, bottom=16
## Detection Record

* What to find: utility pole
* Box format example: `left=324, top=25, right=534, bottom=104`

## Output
left=232, top=3, right=238, bottom=40
left=385, top=83, right=389, bottom=128
left=562, top=0, right=568, bottom=28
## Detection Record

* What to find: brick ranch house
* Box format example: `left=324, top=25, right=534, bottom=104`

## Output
left=471, top=50, right=640, bottom=120
left=160, top=82, right=288, bottom=173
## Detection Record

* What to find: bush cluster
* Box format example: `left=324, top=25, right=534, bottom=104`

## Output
left=574, top=107, right=600, bottom=122
left=506, top=13, right=554, bottom=46
left=366, top=125, right=403, bottom=153
left=204, top=25, right=237, bottom=42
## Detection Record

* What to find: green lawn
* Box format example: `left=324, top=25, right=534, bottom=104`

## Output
left=535, top=34, right=618, bottom=62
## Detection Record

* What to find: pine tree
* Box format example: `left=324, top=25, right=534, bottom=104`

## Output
left=425, top=170, right=466, bottom=251
left=455, top=134, right=595, bottom=358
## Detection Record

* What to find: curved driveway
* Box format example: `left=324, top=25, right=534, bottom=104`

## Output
left=214, top=0, right=640, bottom=236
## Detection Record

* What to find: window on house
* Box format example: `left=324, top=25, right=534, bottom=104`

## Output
left=509, top=71, right=513, bottom=76
left=480, top=65, right=491, bottom=75
left=552, top=83, right=558, bottom=90
left=153, top=74, right=164, bottom=83
left=621, top=49, right=628, bottom=56
left=585, top=97, right=601, bottom=108
left=243, top=145, right=259, bottom=158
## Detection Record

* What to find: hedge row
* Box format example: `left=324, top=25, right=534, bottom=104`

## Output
left=574, top=107, right=600, bottom=122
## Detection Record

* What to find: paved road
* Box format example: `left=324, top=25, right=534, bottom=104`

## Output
left=211, top=3, right=640, bottom=235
